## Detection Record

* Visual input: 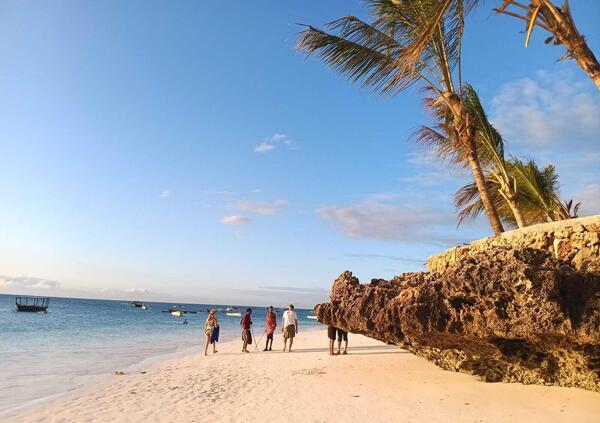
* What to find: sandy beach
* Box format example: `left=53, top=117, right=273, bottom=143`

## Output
left=5, top=328, right=599, bottom=423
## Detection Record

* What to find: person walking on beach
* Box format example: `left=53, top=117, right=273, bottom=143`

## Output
left=241, top=308, right=253, bottom=353
left=281, top=304, right=298, bottom=352
left=204, top=309, right=219, bottom=355
left=327, top=326, right=338, bottom=356
left=263, top=306, right=276, bottom=351
left=337, top=329, right=348, bottom=355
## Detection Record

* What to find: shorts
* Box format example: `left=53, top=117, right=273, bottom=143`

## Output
left=337, top=329, right=348, bottom=342
left=327, top=326, right=337, bottom=341
left=242, top=329, right=252, bottom=345
left=283, top=324, right=296, bottom=339
left=266, top=333, right=273, bottom=340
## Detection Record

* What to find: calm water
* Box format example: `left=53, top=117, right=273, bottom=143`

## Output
left=0, top=294, right=319, bottom=414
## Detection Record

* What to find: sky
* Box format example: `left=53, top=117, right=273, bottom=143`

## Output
left=1, top=0, right=599, bottom=308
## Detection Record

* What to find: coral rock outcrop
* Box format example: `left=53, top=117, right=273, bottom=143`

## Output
left=316, top=217, right=600, bottom=391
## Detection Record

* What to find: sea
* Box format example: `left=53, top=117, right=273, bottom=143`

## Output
left=0, top=294, right=320, bottom=415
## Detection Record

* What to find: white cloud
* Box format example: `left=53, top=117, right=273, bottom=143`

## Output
left=0, top=275, right=60, bottom=289
left=490, top=70, right=600, bottom=146
left=221, top=215, right=252, bottom=225
left=254, top=133, right=295, bottom=154
left=318, top=202, right=450, bottom=242
left=255, top=142, right=275, bottom=153
left=125, top=288, right=149, bottom=295
left=159, top=189, right=170, bottom=199
left=316, top=193, right=464, bottom=245
left=236, top=199, right=287, bottom=215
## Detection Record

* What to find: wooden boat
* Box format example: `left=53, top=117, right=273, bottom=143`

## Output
left=225, top=306, right=241, bottom=316
left=16, top=296, right=49, bottom=313
left=162, top=306, right=197, bottom=317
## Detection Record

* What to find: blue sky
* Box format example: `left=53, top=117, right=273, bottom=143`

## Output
left=1, top=0, right=599, bottom=307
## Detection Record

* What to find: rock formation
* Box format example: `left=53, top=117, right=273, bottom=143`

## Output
left=316, top=216, right=600, bottom=391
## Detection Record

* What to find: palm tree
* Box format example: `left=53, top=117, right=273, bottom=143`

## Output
left=494, top=1, right=600, bottom=90
left=296, top=0, right=505, bottom=235
left=460, top=85, right=527, bottom=227
left=455, top=158, right=580, bottom=227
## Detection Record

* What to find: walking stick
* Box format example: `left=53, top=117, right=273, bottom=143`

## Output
left=256, top=331, right=265, bottom=351
left=251, top=327, right=258, bottom=351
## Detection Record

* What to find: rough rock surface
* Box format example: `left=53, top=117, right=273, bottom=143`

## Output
left=428, top=215, right=600, bottom=273
left=316, top=246, right=600, bottom=391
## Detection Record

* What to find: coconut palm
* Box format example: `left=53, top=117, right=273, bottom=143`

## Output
left=460, top=84, right=527, bottom=227
left=455, top=158, right=580, bottom=227
left=494, top=0, right=600, bottom=90
left=296, top=0, right=505, bottom=235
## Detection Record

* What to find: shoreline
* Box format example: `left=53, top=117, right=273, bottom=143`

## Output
left=6, top=328, right=600, bottom=423
left=2, top=324, right=324, bottom=419
left=1, top=339, right=200, bottom=418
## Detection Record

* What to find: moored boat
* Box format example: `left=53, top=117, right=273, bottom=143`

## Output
left=15, top=296, right=49, bottom=313
left=162, top=305, right=197, bottom=317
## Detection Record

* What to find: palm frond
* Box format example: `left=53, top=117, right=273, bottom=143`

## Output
left=454, top=177, right=517, bottom=227
left=460, top=84, right=506, bottom=168
left=296, top=23, right=417, bottom=93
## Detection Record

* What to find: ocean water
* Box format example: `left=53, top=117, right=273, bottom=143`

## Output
left=0, top=294, right=320, bottom=414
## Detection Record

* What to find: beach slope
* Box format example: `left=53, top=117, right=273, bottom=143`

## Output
left=7, top=329, right=600, bottom=423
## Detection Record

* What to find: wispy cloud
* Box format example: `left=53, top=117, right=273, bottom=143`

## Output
left=254, top=133, right=295, bottom=154
left=236, top=199, right=287, bottom=215
left=159, top=189, right=170, bottom=199
left=318, top=202, right=450, bottom=242
left=490, top=70, right=600, bottom=147
left=343, top=253, right=425, bottom=264
left=125, top=288, right=150, bottom=295
left=259, top=286, right=328, bottom=294
left=221, top=215, right=252, bottom=225
left=317, top=193, right=466, bottom=246
left=0, top=275, right=60, bottom=289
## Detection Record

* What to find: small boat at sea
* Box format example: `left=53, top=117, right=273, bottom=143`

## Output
left=130, top=301, right=148, bottom=309
left=15, top=296, right=49, bottom=313
left=226, top=306, right=241, bottom=317
left=162, top=306, right=197, bottom=317
left=306, top=315, right=317, bottom=320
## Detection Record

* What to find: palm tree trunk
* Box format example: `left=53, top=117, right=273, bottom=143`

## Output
left=555, top=31, right=600, bottom=90
left=532, top=0, right=600, bottom=90
left=465, top=146, right=504, bottom=236
left=506, top=193, right=526, bottom=228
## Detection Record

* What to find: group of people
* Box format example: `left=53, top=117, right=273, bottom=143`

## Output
left=203, top=304, right=300, bottom=355
left=203, top=304, right=349, bottom=355
left=239, top=304, right=299, bottom=353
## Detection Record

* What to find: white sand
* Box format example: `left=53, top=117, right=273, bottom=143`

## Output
left=6, top=329, right=600, bottom=423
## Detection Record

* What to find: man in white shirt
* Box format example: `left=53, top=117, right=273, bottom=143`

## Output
left=281, top=304, right=298, bottom=352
